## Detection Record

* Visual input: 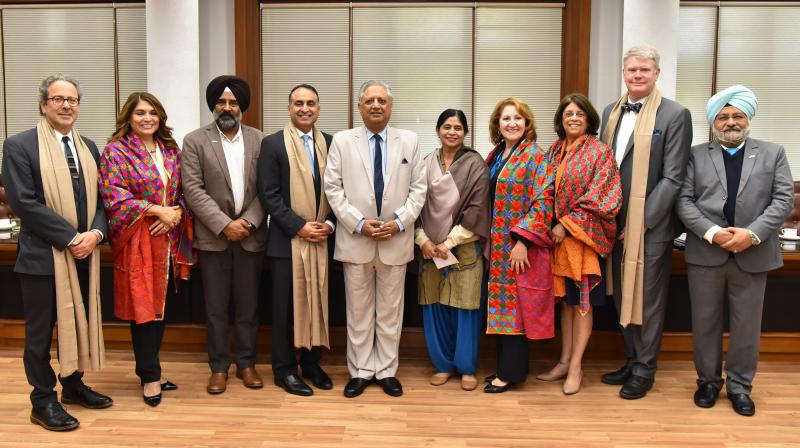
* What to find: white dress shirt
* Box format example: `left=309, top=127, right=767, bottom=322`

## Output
left=218, top=125, right=246, bottom=215
left=614, top=97, right=645, bottom=166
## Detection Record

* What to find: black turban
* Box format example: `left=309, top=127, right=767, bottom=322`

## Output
left=206, top=75, right=251, bottom=112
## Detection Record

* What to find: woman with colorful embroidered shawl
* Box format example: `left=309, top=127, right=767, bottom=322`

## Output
left=483, top=98, right=555, bottom=393
left=416, top=109, right=490, bottom=391
left=536, top=93, right=622, bottom=395
left=99, top=92, right=193, bottom=407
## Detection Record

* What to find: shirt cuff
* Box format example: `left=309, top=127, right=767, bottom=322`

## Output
left=414, top=228, right=430, bottom=246
left=703, top=225, right=722, bottom=244
left=68, top=233, right=80, bottom=246
left=355, top=218, right=366, bottom=234
left=395, top=217, right=405, bottom=232
left=324, top=219, right=335, bottom=233
left=91, top=229, right=104, bottom=242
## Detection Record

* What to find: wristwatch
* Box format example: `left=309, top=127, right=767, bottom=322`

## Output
left=747, top=229, right=760, bottom=246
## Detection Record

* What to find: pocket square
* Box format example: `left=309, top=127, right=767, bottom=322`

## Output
left=652, top=130, right=663, bottom=137
left=401, top=158, right=409, bottom=164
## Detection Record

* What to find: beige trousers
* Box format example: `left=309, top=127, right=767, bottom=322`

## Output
left=343, top=258, right=407, bottom=380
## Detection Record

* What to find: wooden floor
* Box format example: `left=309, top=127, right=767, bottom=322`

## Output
left=0, top=349, right=798, bottom=448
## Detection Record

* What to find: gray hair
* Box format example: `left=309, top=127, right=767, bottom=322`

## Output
left=358, top=80, right=393, bottom=103
left=38, top=74, right=82, bottom=115
left=623, top=44, right=660, bottom=69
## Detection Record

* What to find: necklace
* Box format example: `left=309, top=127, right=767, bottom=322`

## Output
left=143, top=142, right=157, bottom=154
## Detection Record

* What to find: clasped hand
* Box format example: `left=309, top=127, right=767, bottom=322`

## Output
left=150, top=205, right=183, bottom=236
left=362, top=219, right=399, bottom=241
left=68, top=231, right=101, bottom=259
left=713, top=227, right=753, bottom=253
left=421, top=241, right=449, bottom=259
left=297, top=221, right=333, bottom=243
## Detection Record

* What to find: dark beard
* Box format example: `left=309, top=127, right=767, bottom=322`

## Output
left=215, top=111, right=240, bottom=132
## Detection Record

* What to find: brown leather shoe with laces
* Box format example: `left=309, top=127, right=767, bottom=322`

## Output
left=207, top=372, right=228, bottom=394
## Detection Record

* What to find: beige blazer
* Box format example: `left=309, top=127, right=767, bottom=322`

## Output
left=323, top=125, right=427, bottom=265
left=181, top=123, right=267, bottom=252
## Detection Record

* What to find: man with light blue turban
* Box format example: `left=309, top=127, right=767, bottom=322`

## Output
left=677, top=85, right=794, bottom=417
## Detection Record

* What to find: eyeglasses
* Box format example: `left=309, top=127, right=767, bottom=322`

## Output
left=563, top=111, right=586, bottom=119
left=48, top=96, right=80, bottom=107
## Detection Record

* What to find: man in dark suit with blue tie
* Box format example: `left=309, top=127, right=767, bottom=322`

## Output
left=2, top=74, right=112, bottom=431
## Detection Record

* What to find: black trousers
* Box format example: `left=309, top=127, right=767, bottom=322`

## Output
left=130, top=320, right=166, bottom=384
left=496, top=335, right=530, bottom=384
left=270, top=257, right=322, bottom=378
left=198, top=244, right=263, bottom=373
left=20, top=271, right=90, bottom=406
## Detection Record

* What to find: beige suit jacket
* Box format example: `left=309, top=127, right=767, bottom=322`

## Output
left=181, top=123, right=267, bottom=252
left=324, top=125, right=426, bottom=265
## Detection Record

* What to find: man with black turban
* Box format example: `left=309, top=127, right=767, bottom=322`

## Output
left=677, top=85, right=794, bottom=416
left=181, top=75, right=267, bottom=394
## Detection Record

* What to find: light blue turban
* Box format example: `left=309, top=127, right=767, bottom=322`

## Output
left=706, top=85, right=758, bottom=126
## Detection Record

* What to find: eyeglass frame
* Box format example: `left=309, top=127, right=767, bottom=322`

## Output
left=47, top=96, right=81, bottom=107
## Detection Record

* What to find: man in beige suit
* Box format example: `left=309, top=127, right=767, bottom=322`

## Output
left=324, top=80, right=426, bottom=398
left=181, top=76, right=267, bottom=394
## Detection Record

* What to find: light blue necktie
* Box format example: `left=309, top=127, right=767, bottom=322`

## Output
left=301, top=134, right=315, bottom=179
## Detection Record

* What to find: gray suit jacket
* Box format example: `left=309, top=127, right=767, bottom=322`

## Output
left=323, top=125, right=427, bottom=265
left=676, top=138, right=794, bottom=273
left=181, top=123, right=267, bottom=252
left=601, top=97, right=693, bottom=242
left=1, top=127, right=107, bottom=275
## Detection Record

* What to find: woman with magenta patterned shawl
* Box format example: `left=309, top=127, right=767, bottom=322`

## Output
left=483, top=98, right=555, bottom=394
left=536, top=93, right=622, bottom=395
left=99, top=92, right=193, bottom=407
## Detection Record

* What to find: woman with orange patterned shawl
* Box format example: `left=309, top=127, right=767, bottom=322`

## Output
left=99, top=92, right=193, bottom=407
left=536, top=93, right=622, bottom=395
left=483, top=98, right=555, bottom=394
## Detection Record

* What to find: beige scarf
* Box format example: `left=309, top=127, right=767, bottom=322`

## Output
left=601, top=89, right=662, bottom=327
left=283, top=124, right=331, bottom=349
left=36, top=118, right=105, bottom=375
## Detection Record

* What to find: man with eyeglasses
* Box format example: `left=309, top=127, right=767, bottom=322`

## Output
left=676, top=85, right=793, bottom=416
left=2, top=74, right=112, bottom=431
left=599, top=44, right=693, bottom=400
left=324, top=80, right=426, bottom=398
left=181, top=75, right=267, bottom=395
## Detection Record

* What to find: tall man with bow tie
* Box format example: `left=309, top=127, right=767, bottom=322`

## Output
left=599, top=44, right=693, bottom=400
left=324, top=80, right=426, bottom=398
left=676, top=85, right=793, bottom=416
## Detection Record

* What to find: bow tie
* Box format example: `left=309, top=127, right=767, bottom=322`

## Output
left=621, top=102, right=642, bottom=113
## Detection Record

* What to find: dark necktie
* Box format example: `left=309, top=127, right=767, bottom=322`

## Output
left=373, top=134, right=384, bottom=216
left=62, top=136, right=80, bottom=194
left=620, top=102, right=642, bottom=113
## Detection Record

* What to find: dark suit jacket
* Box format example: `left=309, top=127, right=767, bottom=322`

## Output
left=1, top=127, right=107, bottom=275
left=601, top=97, right=693, bottom=243
left=257, top=129, right=334, bottom=259
left=676, top=138, right=794, bottom=273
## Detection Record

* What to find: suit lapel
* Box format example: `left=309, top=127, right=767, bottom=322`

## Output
left=737, top=139, right=759, bottom=198
left=355, top=127, right=374, bottom=186
left=708, top=142, right=728, bottom=195
left=384, top=126, right=400, bottom=188
left=205, top=125, right=233, bottom=191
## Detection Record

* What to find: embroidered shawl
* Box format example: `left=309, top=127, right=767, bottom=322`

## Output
left=485, top=140, right=556, bottom=340
left=99, top=132, right=194, bottom=323
left=548, top=135, right=622, bottom=315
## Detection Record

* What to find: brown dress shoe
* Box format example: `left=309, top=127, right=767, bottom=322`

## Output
left=207, top=372, right=228, bottom=394
left=236, top=367, right=264, bottom=389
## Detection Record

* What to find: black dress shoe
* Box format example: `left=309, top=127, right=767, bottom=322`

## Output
left=275, top=373, right=313, bottom=397
left=377, top=377, right=403, bottom=397
left=728, top=393, right=756, bottom=416
left=484, top=373, right=497, bottom=383
left=483, top=380, right=514, bottom=394
left=61, top=386, right=113, bottom=409
left=302, top=366, right=333, bottom=390
left=343, top=377, right=372, bottom=398
left=619, top=374, right=654, bottom=400
left=30, top=402, right=80, bottom=432
left=143, top=392, right=162, bottom=407
left=693, top=382, right=720, bottom=408
left=601, top=364, right=633, bottom=385
left=160, top=380, right=178, bottom=391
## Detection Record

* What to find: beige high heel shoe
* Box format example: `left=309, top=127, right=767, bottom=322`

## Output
left=562, top=369, right=583, bottom=395
left=536, top=361, right=568, bottom=381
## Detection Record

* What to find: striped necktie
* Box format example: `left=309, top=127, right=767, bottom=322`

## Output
left=62, top=136, right=80, bottom=193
